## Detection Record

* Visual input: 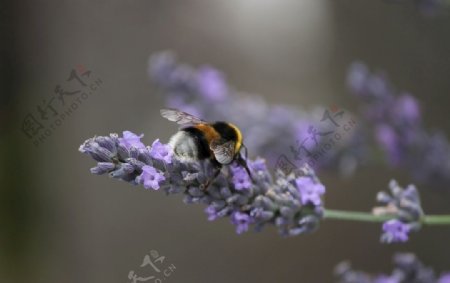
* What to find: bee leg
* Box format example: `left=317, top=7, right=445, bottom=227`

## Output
left=201, top=162, right=222, bottom=191
left=237, top=153, right=254, bottom=182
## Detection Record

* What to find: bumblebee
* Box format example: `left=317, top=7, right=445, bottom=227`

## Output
left=160, top=108, right=253, bottom=189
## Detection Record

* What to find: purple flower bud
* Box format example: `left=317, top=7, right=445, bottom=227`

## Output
left=188, top=187, right=204, bottom=197
left=138, top=148, right=153, bottom=165
left=220, top=186, right=232, bottom=198
left=79, top=141, right=112, bottom=162
left=280, top=206, right=295, bottom=218
left=121, top=163, right=136, bottom=174
left=129, top=146, right=140, bottom=159
left=197, top=66, right=228, bottom=101
left=126, top=158, right=147, bottom=171
left=117, top=143, right=130, bottom=160
left=250, top=207, right=274, bottom=221
left=110, top=165, right=134, bottom=181
left=95, top=136, right=117, bottom=154
left=90, top=162, right=115, bottom=175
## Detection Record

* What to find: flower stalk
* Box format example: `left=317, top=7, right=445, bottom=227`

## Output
left=79, top=131, right=450, bottom=244
left=324, top=209, right=450, bottom=225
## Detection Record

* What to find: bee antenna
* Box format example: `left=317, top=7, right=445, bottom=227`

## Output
left=242, top=143, right=249, bottom=160
left=239, top=144, right=254, bottom=181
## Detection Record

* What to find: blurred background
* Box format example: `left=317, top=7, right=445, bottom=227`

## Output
left=1, top=0, right=450, bottom=282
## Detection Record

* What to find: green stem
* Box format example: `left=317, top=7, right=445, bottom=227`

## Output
left=324, top=209, right=391, bottom=223
left=324, top=209, right=450, bottom=225
left=423, top=215, right=450, bottom=225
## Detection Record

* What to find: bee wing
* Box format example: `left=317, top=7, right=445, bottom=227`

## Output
left=160, top=108, right=206, bottom=125
left=210, top=139, right=235, bottom=165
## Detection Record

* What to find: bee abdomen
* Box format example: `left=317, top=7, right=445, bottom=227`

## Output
left=168, top=127, right=211, bottom=162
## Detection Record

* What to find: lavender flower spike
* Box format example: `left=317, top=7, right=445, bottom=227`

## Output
left=373, top=180, right=424, bottom=244
left=335, top=253, right=449, bottom=283
left=347, top=62, right=450, bottom=186
left=79, top=131, right=326, bottom=236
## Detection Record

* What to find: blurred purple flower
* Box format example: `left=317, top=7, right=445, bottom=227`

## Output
left=149, top=52, right=450, bottom=186
left=336, top=253, right=446, bottom=283
left=197, top=66, right=228, bottom=101
left=148, top=51, right=176, bottom=86
left=417, top=0, right=446, bottom=16
left=393, top=94, right=421, bottom=125
left=438, top=273, right=450, bottom=283
left=374, top=275, right=399, bottom=283
left=375, top=124, right=401, bottom=166
left=347, top=62, right=370, bottom=96
left=149, top=52, right=363, bottom=176
left=381, top=219, right=410, bottom=243
left=348, top=62, right=450, bottom=186
left=367, top=73, right=392, bottom=99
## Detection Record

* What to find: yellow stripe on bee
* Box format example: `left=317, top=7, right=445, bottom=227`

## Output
left=226, top=123, right=242, bottom=152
